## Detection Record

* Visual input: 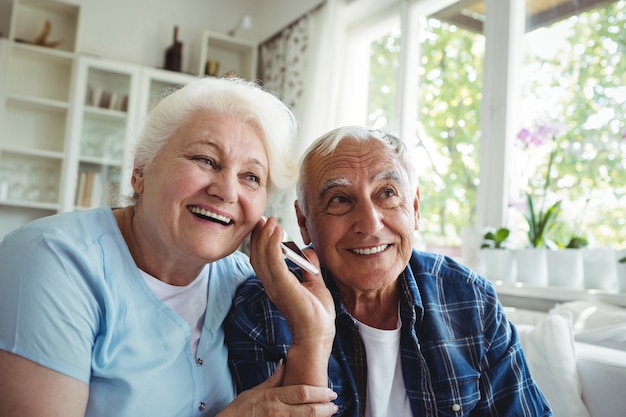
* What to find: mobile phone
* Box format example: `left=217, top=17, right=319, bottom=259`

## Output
left=281, top=241, right=320, bottom=276
left=261, top=216, right=320, bottom=275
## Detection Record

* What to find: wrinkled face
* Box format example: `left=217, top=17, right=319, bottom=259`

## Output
left=297, top=138, right=419, bottom=294
left=133, top=111, right=268, bottom=264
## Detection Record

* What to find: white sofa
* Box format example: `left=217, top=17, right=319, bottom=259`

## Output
left=576, top=342, right=626, bottom=417
left=505, top=301, right=626, bottom=417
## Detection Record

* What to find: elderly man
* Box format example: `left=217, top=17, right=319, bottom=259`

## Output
left=226, top=126, right=551, bottom=417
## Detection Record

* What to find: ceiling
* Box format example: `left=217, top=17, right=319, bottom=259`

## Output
left=432, top=0, right=616, bottom=33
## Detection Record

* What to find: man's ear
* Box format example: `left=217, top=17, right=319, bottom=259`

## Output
left=294, top=200, right=312, bottom=245
left=413, top=187, right=421, bottom=230
left=131, top=166, right=145, bottom=194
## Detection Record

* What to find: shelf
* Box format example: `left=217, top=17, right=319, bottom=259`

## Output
left=84, top=105, right=127, bottom=120
left=74, top=164, right=120, bottom=210
left=6, top=43, right=74, bottom=101
left=0, top=205, right=58, bottom=237
left=138, top=67, right=197, bottom=114
left=10, top=0, right=80, bottom=54
left=1, top=98, right=67, bottom=153
left=0, top=0, right=81, bottom=238
left=0, top=146, right=64, bottom=160
left=79, top=155, right=123, bottom=167
left=6, top=93, right=69, bottom=110
left=0, top=198, right=59, bottom=211
left=0, top=153, right=61, bottom=205
left=198, top=31, right=257, bottom=80
left=11, top=41, right=74, bottom=60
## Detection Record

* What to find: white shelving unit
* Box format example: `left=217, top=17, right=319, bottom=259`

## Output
left=0, top=0, right=81, bottom=238
left=63, top=56, right=198, bottom=213
left=197, top=31, right=257, bottom=80
left=63, top=56, right=141, bottom=212
left=0, top=4, right=251, bottom=239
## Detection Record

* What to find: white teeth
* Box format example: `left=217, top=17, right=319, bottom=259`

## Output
left=189, top=206, right=232, bottom=224
left=352, top=245, right=388, bottom=255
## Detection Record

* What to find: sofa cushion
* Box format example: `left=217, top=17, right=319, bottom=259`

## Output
left=551, top=300, right=626, bottom=351
left=513, top=311, right=591, bottom=417
left=575, top=342, right=626, bottom=417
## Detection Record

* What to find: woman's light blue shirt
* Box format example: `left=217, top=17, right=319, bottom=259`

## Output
left=0, top=207, right=254, bottom=417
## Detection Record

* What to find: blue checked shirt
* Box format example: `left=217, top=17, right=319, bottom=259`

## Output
left=226, top=250, right=551, bottom=417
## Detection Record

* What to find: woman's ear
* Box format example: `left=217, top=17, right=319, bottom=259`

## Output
left=294, top=200, right=311, bottom=245
left=131, top=166, right=145, bottom=194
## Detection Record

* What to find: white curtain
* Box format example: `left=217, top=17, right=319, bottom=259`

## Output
left=259, top=0, right=347, bottom=244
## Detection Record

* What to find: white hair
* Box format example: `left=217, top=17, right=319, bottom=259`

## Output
left=131, top=76, right=298, bottom=202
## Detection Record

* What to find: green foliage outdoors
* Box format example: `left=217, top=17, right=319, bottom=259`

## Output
left=366, top=1, right=625, bottom=249
left=518, top=1, right=626, bottom=248
left=368, top=18, right=482, bottom=246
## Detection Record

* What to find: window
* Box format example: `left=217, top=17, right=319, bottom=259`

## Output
left=511, top=0, right=626, bottom=248
left=340, top=0, right=625, bottom=258
left=341, top=2, right=484, bottom=256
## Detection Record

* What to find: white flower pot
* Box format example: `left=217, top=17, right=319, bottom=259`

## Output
left=582, top=249, right=617, bottom=291
left=480, top=249, right=516, bottom=283
left=515, top=248, right=548, bottom=286
left=615, top=249, right=626, bottom=293
left=547, top=249, right=584, bottom=289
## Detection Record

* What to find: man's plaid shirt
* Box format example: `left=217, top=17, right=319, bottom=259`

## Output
left=226, top=250, right=551, bottom=417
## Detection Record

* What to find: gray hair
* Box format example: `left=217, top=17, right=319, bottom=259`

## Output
left=296, top=125, right=418, bottom=212
left=130, top=76, right=298, bottom=202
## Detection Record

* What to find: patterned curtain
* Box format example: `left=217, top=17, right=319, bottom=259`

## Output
left=257, top=8, right=316, bottom=110
left=256, top=1, right=342, bottom=243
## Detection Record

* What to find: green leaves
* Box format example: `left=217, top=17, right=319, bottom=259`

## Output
left=524, top=192, right=562, bottom=248
left=564, top=236, right=589, bottom=249
left=481, top=227, right=511, bottom=249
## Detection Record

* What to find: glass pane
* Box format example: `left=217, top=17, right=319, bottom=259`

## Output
left=359, top=11, right=484, bottom=257
left=412, top=16, right=484, bottom=254
left=367, top=27, right=401, bottom=133
left=510, top=0, right=626, bottom=249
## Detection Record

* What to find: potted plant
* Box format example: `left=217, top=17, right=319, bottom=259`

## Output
left=480, top=227, right=515, bottom=283
left=514, top=122, right=566, bottom=286
left=582, top=247, right=619, bottom=291
left=481, top=227, right=511, bottom=249
left=546, top=235, right=588, bottom=289
left=617, top=253, right=626, bottom=293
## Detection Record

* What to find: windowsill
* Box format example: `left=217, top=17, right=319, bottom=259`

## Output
left=493, top=281, right=626, bottom=310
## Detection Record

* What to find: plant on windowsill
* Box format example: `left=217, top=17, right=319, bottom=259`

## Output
left=481, top=227, right=511, bottom=249
left=513, top=122, right=568, bottom=286
left=561, top=236, right=589, bottom=249
left=617, top=254, right=626, bottom=292
left=516, top=122, right=567, bottom=249
left=546, top=232, right=589, bottom=289
left=480, top=227, right=515, bottom=283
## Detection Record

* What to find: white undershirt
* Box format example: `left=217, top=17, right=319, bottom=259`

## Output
left=141, top=265, right=210, bottom=356
left=355, top=314, right=412, bottom=417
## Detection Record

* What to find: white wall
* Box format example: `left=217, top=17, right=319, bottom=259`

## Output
left=77, top=0, right=258, bottom=73
left=256, top=0, right=324, bottom=42
left=0, top=0, right=324, bottom=72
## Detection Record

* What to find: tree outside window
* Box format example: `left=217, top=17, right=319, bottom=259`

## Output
left=367, top=18, right=483, bottom=254
left=364, top=0, right=625, bottom=254
left=511, top=0, right=626, bottom=249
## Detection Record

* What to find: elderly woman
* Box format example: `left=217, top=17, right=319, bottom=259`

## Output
left=0, top=77, right=337, bottom=417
